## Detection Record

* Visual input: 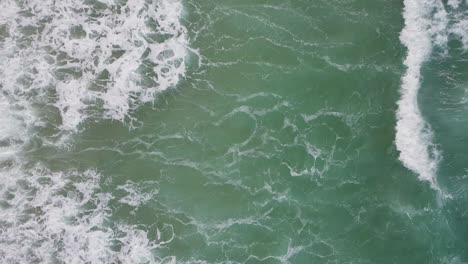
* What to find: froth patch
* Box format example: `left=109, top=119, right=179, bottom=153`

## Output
left=448, top=3, right=468, bottom=50
left=0, top=168, right=167, bottom=263
left=450, top=18, right=468, bottom=49
left=0, top=94, right=37, bottom=165
left=396, top=0, right=468, bottom=192
left=447, top=0, right=462, bottom=9
left=1, top=0, right=187, bottom=132
left=396, top=0, right=448, bottom=190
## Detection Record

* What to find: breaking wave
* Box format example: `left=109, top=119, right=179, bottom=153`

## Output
left=396, top=0, right=468, bottom=192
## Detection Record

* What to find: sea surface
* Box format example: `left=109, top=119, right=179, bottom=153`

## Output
left=0, top=0, right=468, bottom=263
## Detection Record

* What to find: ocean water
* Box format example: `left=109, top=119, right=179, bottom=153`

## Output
left=0, top=0, right=467, bottom=263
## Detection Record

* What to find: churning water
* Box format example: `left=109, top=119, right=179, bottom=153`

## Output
left=1, top=0, right=468, bottom=263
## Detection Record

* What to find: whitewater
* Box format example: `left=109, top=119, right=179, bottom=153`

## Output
left=0, top=0, right=186, bottom=262
left=1, top=0, right=468, bottom=263
left=396, top=0, right=468, bottom=192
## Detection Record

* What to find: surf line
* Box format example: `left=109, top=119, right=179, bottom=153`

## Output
left=395, top=0, right=448, bottom=193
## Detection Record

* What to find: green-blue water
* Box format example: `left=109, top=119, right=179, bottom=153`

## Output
left=0, top=0, right=467, bottom=263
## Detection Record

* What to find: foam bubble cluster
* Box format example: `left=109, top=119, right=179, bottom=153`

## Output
left=0, top=102, right=171, bottom=262
left=396, top=0, right=447, bottom=190
left=0, top=167, right=173, bottom=263
left=0, top=93, right=170, bottom=263
left=0, top=0, right=185, bottom=262
left=0, top=0, right=187, bottom=131
left=448, top=2, right=468, bottom=50
left=396, top=0, right=468, bottom=191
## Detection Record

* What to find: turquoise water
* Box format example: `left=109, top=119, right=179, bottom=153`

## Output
left=0, top=0, right=467, bottom=263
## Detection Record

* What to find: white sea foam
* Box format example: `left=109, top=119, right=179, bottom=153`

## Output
left=397, top=0, right=468, bottom=190
left=396, top=0, right=448, bottom=190
left=449, top=2, right=468, bottom=50
left=0, top=167, right=173, bottom=263
left=450, top=18, right=468, bottom=49
left=0, top=95, right=166, bottom=263
left=117, top=180, right=159, bottom=208
left=447, top=0, right=462, bottom=9
left=0, top=0, right=185, bottom=262
left=0, top=0, right=187, bottom=131
left=0, top=100, right=27, bottom=164
left=0, top=104, right=167, bottom=262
